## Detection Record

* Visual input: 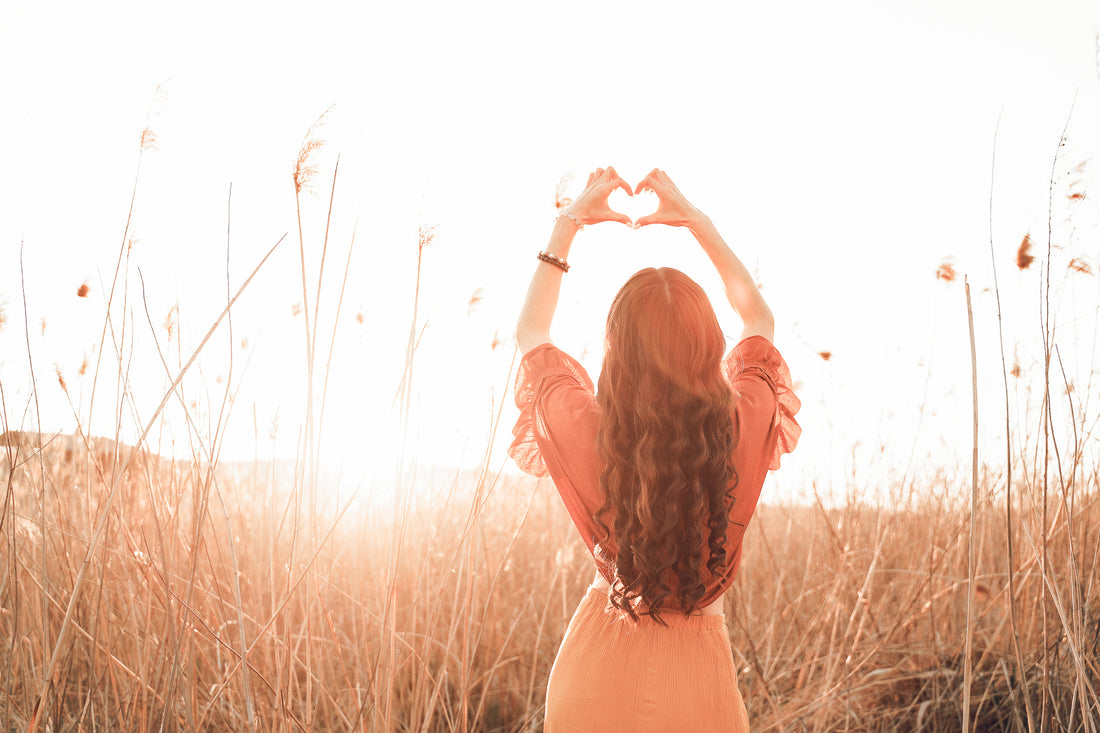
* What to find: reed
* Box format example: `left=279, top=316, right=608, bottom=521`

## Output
left=1, top=113, right=1099, bottom=732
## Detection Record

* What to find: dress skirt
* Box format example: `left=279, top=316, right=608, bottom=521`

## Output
left=544, top=587, right=750, bottom=732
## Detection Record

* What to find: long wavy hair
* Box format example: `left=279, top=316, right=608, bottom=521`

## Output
left=594, top=267, right=737, bottom=624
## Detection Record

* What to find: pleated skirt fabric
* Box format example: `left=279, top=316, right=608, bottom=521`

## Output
left=544, top=587, right=750, bottom=732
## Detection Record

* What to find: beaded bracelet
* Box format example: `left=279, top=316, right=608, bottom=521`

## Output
left=537, top=251, right=570, bottom=273
left=558, top=209, right=583, bottom=229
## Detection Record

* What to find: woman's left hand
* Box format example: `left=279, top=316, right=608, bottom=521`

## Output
left=565, top=167, right=634, bottom=227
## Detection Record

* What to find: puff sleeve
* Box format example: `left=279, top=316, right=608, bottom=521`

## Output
left=719, top=335, right=802, bottom=562
left=724, top=335, right=801, bottom=471
left=509, top=344, right=598, bottom=475
left=508, top=343, right=604, bottom=557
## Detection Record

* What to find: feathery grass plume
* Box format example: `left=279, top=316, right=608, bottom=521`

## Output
left=555, top=172, right=574, bottom=211
left=818, top=351, right=832, bottom=361
left=1067, top=159, right=1087, bottom=201
left=291, top=302, right=302, bottom=317
left=40, top=317, right=46, bottom=336
left=293, top=107, right=332, bottom=195
left=78, top=358, right=88, bottom=376
left=164, top=305, right=177, bottom=341
left=491, top=331, right=502, bottom=350
left=55, top=366, right=67, bottom=394
left=1068, top=257, right=1091, bottom=274
left=417, top=223, right=438, bottom=252
left=935, top=260, right=956, bottom=282
left=139, top=79, right=170, bottom=152
left=77, top=282, right=89, bottom=298
left=1016, top=233, right=1034, bottom=270
left=1011, top=362, right=1021, bottom=378
left=467, top=287, right=485, bottom=316
left=355, top=312, right=364, bottom=324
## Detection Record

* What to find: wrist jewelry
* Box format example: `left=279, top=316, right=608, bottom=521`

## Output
left=537, top=251, right=570, bottom=273
left=558, top=208, right=583, bottom=230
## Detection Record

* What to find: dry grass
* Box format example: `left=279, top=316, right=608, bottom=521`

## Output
left=2, top=116, right=1100, bottom=732
left=1, top=443, right=1097, bottom=731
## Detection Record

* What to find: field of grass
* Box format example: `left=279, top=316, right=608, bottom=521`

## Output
left=2, top=435, right=1097, bottom=731
left=2, top=122, right=1100, bottom=732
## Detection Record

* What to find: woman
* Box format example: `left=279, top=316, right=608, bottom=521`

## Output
left=509, top=167, right=800, bottom=731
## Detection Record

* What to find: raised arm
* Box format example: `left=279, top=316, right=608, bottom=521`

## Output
left=634, top=169, right=774, bottom=343
left=516, top=167, right=634, bottom=355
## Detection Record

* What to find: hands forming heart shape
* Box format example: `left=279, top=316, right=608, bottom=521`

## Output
left=566, top=167, right=703, bottom=230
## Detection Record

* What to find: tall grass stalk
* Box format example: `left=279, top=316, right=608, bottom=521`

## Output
left=964, top=276, right=979, bottom=733
left=988, top=110, right=1037, bottom=732
left=27, top=233, right=283, bottom=732
left=5, top=113, right=1100, bottom=731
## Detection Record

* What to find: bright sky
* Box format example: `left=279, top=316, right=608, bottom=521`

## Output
left=2, top=0, right=1100, bottom=502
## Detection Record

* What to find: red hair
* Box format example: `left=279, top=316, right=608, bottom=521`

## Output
left=594, top=267, right=737, bottom=624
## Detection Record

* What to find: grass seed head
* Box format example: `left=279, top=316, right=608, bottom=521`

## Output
left=467, top=288, right=485, bottom=316
left=935, top=260, right=956, bottom=282
left=164, top=306, right=177, bottom=341
left=294, top=107, right=332, bottom=195
left=555, top=172, right=575, bottom=211
left=1017, top=234, right=1034, bottom=270
left=1069, top=257, right=1091, bottom=274
left=818, top=351, right=832, bottom=361
left=418, top=224, right=438, bottom=252
left=1068, top=159, right=1087, bottom=201
left=77, top=282, right=90, bottom=298
left=140, top=128, right=158, bottom=151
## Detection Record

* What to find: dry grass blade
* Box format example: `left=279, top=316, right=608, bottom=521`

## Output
left=963, top=277, right=978, bottom=733
left=28, top=233, right=285, bottom=732
left=9, top=105, right=1100, bottom=732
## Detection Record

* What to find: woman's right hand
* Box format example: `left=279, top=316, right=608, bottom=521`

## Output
left=567, top=167, right=634, bottom=227
left=632, top=169, right=706, bottom=230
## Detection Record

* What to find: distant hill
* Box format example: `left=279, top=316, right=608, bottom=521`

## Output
left=0, top=430, right=151, bottom=468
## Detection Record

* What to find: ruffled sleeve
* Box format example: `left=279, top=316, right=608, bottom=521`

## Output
left=723, top=335, right=801, bottom=471
left=509, top=344, right=605, bottom=570
left=509, top=343, right=598, bottom=478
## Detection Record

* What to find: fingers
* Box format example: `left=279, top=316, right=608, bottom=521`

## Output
left=568, top=166, right=681, bottom=228
left=605, top=168, right=633, bottom=197
left=635, top=168, right=664, bottom=195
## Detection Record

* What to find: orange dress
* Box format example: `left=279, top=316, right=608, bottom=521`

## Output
left=509, top=335, right=800, bottom=732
